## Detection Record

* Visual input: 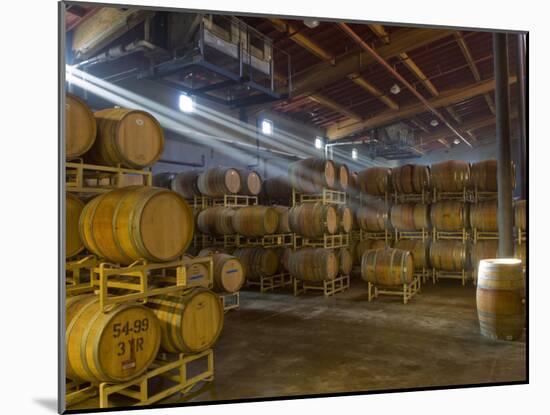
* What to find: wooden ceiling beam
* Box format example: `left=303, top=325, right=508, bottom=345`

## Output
left=308, top=94, right=363, bottom=121
left=368, top=24, right=390, bottom=44
left=398, top=52, right=439, bottom=97
left=347, top=72, right=399, bottom=110
left=327, top=76, right=517, bottom=140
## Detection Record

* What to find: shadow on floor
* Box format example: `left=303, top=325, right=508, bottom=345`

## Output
left=34, top=398, right=57, bottom=412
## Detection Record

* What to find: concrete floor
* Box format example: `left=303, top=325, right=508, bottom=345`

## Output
left=70, top=277, right=526, bottom=410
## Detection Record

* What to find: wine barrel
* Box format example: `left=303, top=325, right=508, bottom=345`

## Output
left=273, top=205, right=292, bottom=234
left=79, top=187, right=194, bottom=264
left=477, top=258, right=524, bottom=340
left=430, top=201, right=470, bottom=231
left=197, top=168, right=241, bottom=197
left=339, top=247, right=353, bottom=275
left=197, top=252, right=245, bottom=293
left=67, top=194, right=85, bottom=258
left=471, top=240, right=499, bottom=279
left=289, top=202, right=338, bottom=237
left=394, top=239, right=431, bottom=270
left=338, top=205, right=353, bottom=233
left=276, top=247, right=292, bottom=273
left=354, top=239, right=387, bottom=264
left=233, top=248, right=279, bottom=281
left=348, top=172, right=359, bottom=196
left=514, top=199, right=526, bottom=230
left=232, top=206, right=279, bottom=237
left=431, top=160, right=470, bottom=192
left=356, top=201, right=390, bottom=232
left=357, top=167, right=391, bottom=196
left=288, top=158, right=336, bottom=193
left=196, top=206, right=235, bottom=235
left=391, top=164, right=430, bottom=194
left=470, top=201, right=498, bottom=231
left=288, top=248, right=339, bottom=281
left=390, top=203, right=430, bottom=231
left=263, top=176, right=293, bottom=204
left=66, top=294, right=161, bottom=383
left=514, top=243, right=526, bottom=266
left=66, top=94, right=97, bottom=160
left=88, top=108, right=164, bottom=168
left=336, top=163, right=350, bottom=191
left=153, top=171, right=202, bottom=199
left=182, top=255, right=211, bottom=288
left=237, top=169, right=262, bottom=196
left=471, top=159, right=516, bottom=191
left=430, top=240, right=471, bottom=271
left=361, top=248, right=413, bottom=286
left=147, top=288, right=224, bottom=353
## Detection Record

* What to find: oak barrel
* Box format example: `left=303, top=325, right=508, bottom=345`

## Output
left=288, top=158, right=336, bottom=193
left=79, top=187, right=194, bottom=264
left=153, top=171, right=202, bottom=199
left=391, top=164, right=430, bottom=194
left=233, top=248, right=279, bottom=281
left=514, top=243, right=526, bottom=266
left=66, top=295, right=161, bottom=383
left=182, top=254, right=211, bottom=289
left=232, top=206, right=279, bottom=237
left=430, top=201, right=470, bottom=231
left=357, top=167, right=392, bottom=196
left=356, top=201, right=390, bottom=232
left=288, top=248, right=339, bottom=281
left=390, top=203, right=430, bottom=231
left=339, top=247, right=353, bottom=275
left=431, top=160, right=470, bottom=192
left=197, top=168, right=241, bottom=197
left=471, top=240, right=499, bottom=279
left=197, top=251, right=245, bottom=293
left=471, top=159, right=516, bottom=191
left=67, top=193, right=85, bottom=258
left=430, top=240, right=471, bottom=271
left=354, top=239, right=387, bottom=264
left=348, top=172, right=359, bottom=196
left=394, top=239, right=431, bottom=270
left=66, top=93, right=97, bottom=160
left=336, top=163, right=350, bottom=191
left=477, top=258, right=524, bottom=340
left=273, top=205, right=292, bottom=234
left=238, top=169, right=262, bottom=196
left=470, top=201, right=498, bottom=231
left=514, top=199, right=526, bottom=230
left=361, top=248, right=413, bottom=286
left=338, top=205, right=353, bottom=233
left=196, top=206, right=235, bottom=235
left=147, top=288, right=224, bottom=353
left=88, top=108, right=164, bottom=168
left=289, top=202, right=338, bottom=237
left=262, top=175, right=293, bottom=204
left=275, top=247, right=292, bottom=273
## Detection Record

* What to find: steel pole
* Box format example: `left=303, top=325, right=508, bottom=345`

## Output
left=516, top=33, right=527, bottom=200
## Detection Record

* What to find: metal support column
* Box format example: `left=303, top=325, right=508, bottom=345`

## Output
left=516, top=33, right=527, bottom=200
left=493, top=33, right=514, bottom=257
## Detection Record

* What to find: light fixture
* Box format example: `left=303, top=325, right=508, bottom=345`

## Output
left=179, top=94, right=194, bottom=113
left=303, top=18, right=320, bottom=28
left=261, top=119, right=273, bottom=135
left=453, top=138, right=461, bottom=145
left=430, top=119, right=439, bottom=127
left=390, top=84, right=401, bottom=95
left=352, top=148, right=358, bottom=160
left=314, top=137, right=323, bottom=149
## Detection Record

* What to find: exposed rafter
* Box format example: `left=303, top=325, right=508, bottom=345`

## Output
left=308, top=94, right=363, bottom=121
left=347, top=72, right=399, bottom=110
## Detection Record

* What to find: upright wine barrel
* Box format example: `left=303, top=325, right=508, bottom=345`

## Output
left=361, top=248, right=413, bottom=286
left=79, top=187, right=194, bottom=264
left=147, top=288, right=224, bottom=353
left=263, top=176, right=293, bottom=204
left=430, top=240, right=471, bottom=271
left=356, top=201, right=390, bottom=232
left=354, top=239, right=387, bottom=264
left=197, top=251, right=245, bottom=293
left=339, top=248, right=353, bottom=275
left=288, top=158, right=336, bottom=193
left=470, top=201, right=498, bottom=231
left=88, top=108, right=164, bottom=168
left=471, top=159, right=516, bottom=191
left=273, top=205, right=292, bottom=234
left=394, top=239, right=431, bottom=270
left=514, top=199, right=526, bottom=230
left=67, top=194, right=85, bottom=258
left=338, top=205, right=353, bottom=233
left=182, top=255, right=211, bottom=289
left=390, top=203, right=430, bottom=231
left=471, top=240, right=499, bottom=279
left=477, top=258, right=524, bottom=340
left=431, top=160, right=470, bottom=192
left=233, top=248, right=279, bottom=281
left=196, top=206, right=235, bottom=235
left=66, top=295, right=161, bottom=383
left=391, top=164, right=430, bottom=194
left=238, top=169, right=262, bottom=196
left=289, top=202, right=338, bottom=237
left=288, top=248, right=339, bottom=281
left=66, top=93, right=97, bottom=160
left=232, top=206, right=279, bottom=237
left=336, top=163, right=350, bottom=191
left=153, top=171, right=202, bottom=199
left=357, top=167, right=391, bottom=196
left=197, top=168, right=241, bottom=197
left=430, top=201, right=470, bottom=231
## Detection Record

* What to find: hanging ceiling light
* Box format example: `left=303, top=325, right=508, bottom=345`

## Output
left=303, top=18, right=320, bottom=28
left=453, top=138, right=461, bottom=145
left=430, top=119, right=439, bottom=127
left=390, top=84, right=401, bottom=95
